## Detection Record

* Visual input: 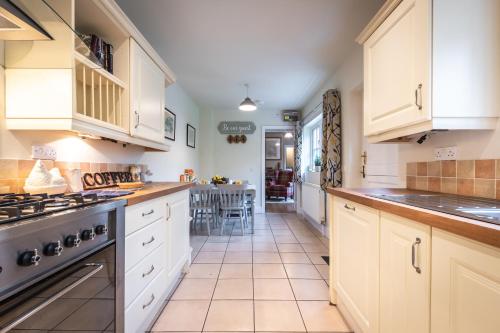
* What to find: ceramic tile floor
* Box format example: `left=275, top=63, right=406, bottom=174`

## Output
left=151, top=213, right=351, bottom=333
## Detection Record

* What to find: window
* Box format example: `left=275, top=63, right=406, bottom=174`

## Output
left=311, top=124, right=322, bottom=168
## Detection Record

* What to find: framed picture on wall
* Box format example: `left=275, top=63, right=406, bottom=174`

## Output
left=187, top=124, right=196, bottom=148
left=265, top=137, right=281, bottom=160
left=164, top=108, right=176, bottom=141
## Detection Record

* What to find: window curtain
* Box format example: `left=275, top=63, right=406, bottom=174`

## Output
left=293, top=123, right=302, bottom=184
left=320, top=89, right=342, bottom=190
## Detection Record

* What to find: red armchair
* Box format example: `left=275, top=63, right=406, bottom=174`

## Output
left=266, top=170, right=294, bottom=200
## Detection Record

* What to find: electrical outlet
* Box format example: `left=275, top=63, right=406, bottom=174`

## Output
left=445, top=146, right=458, bottom=160
left=434, top=146, right=458, bottom=160
left=32, top=145, right=57, bottom=160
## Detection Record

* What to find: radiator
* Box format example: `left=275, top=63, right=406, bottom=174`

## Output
left=301, top=182, right=325, bottom=225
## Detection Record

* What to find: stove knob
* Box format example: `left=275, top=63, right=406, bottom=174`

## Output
left=95, top=225, right=108, bottom=235
left=44, top=241, right=63, bottom=256
left=65, top=233, right=81, bottom=248
left=81, top=228, right=96, bottom=241
left=18, top=249, right=41, bottom=267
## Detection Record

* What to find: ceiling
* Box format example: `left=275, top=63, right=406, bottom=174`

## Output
left=117, top=0, right=383, bottom=112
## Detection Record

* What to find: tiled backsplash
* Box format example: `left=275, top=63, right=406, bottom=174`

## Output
left=0, top=159, right=146, bottom=193
left=407, top=159, right=500, bottom=199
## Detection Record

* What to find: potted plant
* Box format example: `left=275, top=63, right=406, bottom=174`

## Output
left=314, top=155, right=322, bottom=172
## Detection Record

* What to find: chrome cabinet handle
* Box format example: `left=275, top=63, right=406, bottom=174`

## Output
left=412, top=238, right=422, bottom=274
left=415, top=84, right=423, bottom=110
left=134, top=110, right=140, bottom=129
left=142, top=209, right=154, bottom=217
left=166, top=203, right=172, bottom=221
left=1, top=263, right=103, bottom=332
left=142, top=265, right=155, bottom=278
left=142, top=294, right=155, bottom=309
left=344, top=204, right=356, bottom=211
left=142, top=236, right=155, bottom=246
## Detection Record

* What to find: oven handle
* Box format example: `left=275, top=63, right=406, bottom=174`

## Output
left=0, top=263, right=103, bottom=333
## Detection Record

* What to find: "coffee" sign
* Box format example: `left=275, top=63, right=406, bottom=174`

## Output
left=217, top=121, right=256, bottom=135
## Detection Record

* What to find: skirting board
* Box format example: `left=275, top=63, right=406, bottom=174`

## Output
left=300, top=211, right=327, bottom=237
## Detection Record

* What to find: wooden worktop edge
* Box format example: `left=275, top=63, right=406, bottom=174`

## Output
left=327, top=187, right=500, bottom=249
left=123, top=182, right=194, bottom=206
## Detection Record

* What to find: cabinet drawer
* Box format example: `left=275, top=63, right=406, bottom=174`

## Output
left=125, top=269, right=167, bottom=333
left=333, top=197, right=378, bottom=220
left=125, top=243, right=165, bottom=307
left=125, top=218, right=165, bottom=272
left=125, top=198, right=164, bottom=236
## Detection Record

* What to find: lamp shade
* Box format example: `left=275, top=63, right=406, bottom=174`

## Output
left=239, top=97, right=257, bottom=111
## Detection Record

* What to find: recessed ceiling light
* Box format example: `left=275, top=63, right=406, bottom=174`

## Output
left=239, top=83, right=257, bottom=111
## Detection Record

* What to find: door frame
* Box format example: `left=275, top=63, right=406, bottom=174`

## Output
left=261, top=125, right=296, bottom=212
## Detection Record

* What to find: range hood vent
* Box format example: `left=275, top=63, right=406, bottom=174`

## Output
left=0, top=0, right=52, bottom=40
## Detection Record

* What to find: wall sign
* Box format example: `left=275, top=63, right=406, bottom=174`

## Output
left=82, top=172, right=133, bottom=189
left=218, top=121, right=256, bottom=135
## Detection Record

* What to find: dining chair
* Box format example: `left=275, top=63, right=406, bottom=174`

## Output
left=190, top=184, right=217, bottom=236
left=218, top=184, right=247, bottom=235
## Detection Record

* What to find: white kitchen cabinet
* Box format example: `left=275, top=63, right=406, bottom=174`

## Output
left=380, top=212, right=431, bottom=333
left=124, top=190, right=191, bottom=332
left=431, top=229, right=500, bottom=333
left=165, top=190, right=191, bottom=278
left=130, top=39, right=166, bottom=143
left=333, top=196, right=379, bottom=333
left=363, top=0, right=430, bottom=137
left=358, top=0, right=500, bottom=142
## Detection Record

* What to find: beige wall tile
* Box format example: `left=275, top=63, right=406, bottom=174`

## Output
left=18, top=160, right=34, bottom=178
left=442, top=178, right=457, bottom=194
left=497, top=180, right=500, bottom=199
left=406, top=176, right=417, bottom=189
left=457, top=160, right=475, bottom=178
left=417, top=162, right=428, bottom=176
left=457, top=178, right=474, bottom=196
left=0, top=179, right=18, bottom=193
left=428, top=161, right=441, bottom=177
left=475, top=160, right=495, bottom=179
left=497, top=160, right=500, bottom=179
left=474, top=179, right=495, bottom=199
left=441, top=160, right=457, bottom=177
left=416, top=177, right=428, bottom=191
left=428, top=177, right=441, bottom=192
left=0, top=160, right=18, bottom=179
left=407, top=163, right=417, bottom=176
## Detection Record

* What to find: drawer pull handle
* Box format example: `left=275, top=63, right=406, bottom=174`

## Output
left=415, top=83, right=423, bottom=110
left=412, top=238, right=422, bottom=274
left=142, top=265, right=155, bottom=278
left=344, top=204, right=356, bottom=211
left=142, top=294, right=155, bottom=309
left=142, top=236, right=155, bottom=246
left=142, top=209, right=155, bottom=217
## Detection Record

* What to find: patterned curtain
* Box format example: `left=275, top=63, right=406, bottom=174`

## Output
left=320, top=89, right=342, bottom=190
left=293, top=122, right=302, bottom=184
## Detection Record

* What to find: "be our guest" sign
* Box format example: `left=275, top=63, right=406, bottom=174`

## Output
left=217, top=121, right=256, bottom=135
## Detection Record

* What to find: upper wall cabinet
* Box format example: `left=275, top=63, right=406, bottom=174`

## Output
left=357, top=0, right=500, bottom=143
left=3, top=0, right=175, bottom=151
left=130, top=40, right=165, bottom=143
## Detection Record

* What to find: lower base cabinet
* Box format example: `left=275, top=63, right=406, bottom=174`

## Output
left=124, top=189, right=191, bottom=333
left=380, top=213, right=430, bottom=333
left=431, top=229, right=500, bottom=333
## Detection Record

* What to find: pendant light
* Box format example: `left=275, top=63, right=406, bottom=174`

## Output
left=239, top=83, right=257, bottom=111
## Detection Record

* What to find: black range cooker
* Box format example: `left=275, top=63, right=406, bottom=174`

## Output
left=0, top=192, right=126, bottom=332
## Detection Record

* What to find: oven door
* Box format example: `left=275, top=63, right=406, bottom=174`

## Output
left=0, top=244, right=116, bottom=332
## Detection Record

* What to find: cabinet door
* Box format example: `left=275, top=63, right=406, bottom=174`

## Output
left=130, top=39, right=165, bottom=143
left=380, top=213, right=430, bottom=333
left=333, top=197, right=379, bottom=333
left=431, top=229, right=500, bottom=333
left=363, top=0, right=430, bottom=136
left=165, top=191, right=190, bottom=277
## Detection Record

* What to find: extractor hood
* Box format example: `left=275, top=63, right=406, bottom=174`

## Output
left=0, top=0, right=52, bottom=40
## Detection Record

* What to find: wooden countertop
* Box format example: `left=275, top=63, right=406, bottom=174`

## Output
left=119, top=182, right=194, bottom=206
left=326, top=187, right=500, bottom=248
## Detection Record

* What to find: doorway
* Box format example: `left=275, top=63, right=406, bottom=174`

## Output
left=261, top=126, right=296, bottom=213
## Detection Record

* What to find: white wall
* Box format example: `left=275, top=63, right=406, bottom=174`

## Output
left=199, top=108, right=288, bottom=210
left=139, top=83, right=200, bottom=181
left=302, top=46, right=369, bottom=188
